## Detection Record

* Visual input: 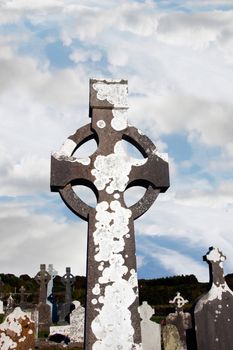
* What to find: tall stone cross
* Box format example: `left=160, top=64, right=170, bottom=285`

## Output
left=51, top=79, right=169, bottom=349
left=62, top=267, right=75, bottom=304
left=35, top=264, right=51, bottom=304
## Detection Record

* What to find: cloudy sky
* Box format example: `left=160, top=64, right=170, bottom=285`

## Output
left=0, top=0, right=233, bottom=282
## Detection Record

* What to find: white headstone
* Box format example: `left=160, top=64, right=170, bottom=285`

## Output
left=139, top=301, right=161, bottom=350
left=47, top=264, right=58, bottom=316
left=69, top=300, right=85, bottom=343
left=0, top=300, right=4, bottom=314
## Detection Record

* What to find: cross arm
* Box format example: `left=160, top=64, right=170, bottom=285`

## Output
left=50, top=155, right=94, bottom=191
left=124, top=126, right=169, bottom=191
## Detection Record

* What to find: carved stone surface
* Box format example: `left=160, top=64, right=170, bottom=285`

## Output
left=166, top=292, right=191, bottom=350
left=70, top=301, right=85, bottom=343
left=35, top=264, right=52, bottom=331
left=35, top=264, right=51, bottom=304
left=61, top=267, right=75, bottom=321
left=163, top=324, right=182, bottom=350
left=51, top=79, right=170, bottom=349
left=0, top=307, right=35, bottom=349
left=6, top=293, right=15, bottom=314
left=194, top=247, right=233, bottom=350
left=139, top=301, right=161, bottom=350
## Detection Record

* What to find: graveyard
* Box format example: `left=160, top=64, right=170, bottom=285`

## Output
left=0, top=79, right=233, bottom=350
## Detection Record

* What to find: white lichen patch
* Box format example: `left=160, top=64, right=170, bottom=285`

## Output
left=153, top=150, right=168, bottom=163
left=111, top=109, right=128, bottom=131
left=91, top=200, right=140, bottom=349
left=53, top=138, right=76, bottom=158
left=52, top=138, right=90, bottom=165
left=97, top=120, right=106, bottom=129
left=195, top=282, right=233, bottom=313
left=207, top=247, right=225, bottom=263
left=0, top=333, right=17, bottom=350
left=92, top=140, right=147, bottom=194
left=92, top=284, right=101, bottom=295
left=93, top=82, right=128, bottom=108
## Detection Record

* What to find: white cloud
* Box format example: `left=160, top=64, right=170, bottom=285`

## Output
left=0, top=199, right=87, bottom=277
left=151, top=247, right=208, bottom=282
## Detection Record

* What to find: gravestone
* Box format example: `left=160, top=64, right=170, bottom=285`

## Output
left=51, top=78, right=169, bottom=349
left=163, top=324, right=182, bottom=350
left=166, top=292, right=191, bottom=350
left=194, top=247, right=233, bottom=350
left=0, top=307, right=35, bottom=349
left=70, top=300, right=85, bottom=343
left=61, top=267, right=76, bottom=322
left=35, top=264, right=51, bottom=332
left=47, top=264, right=58, bottom=321
left=6, top=293, right=15, bottom=314
left=19, top=285, right=27, bottom=310
left=0, top=300, right=4, bottom=315
left=139, top=301, right=161, bottom=350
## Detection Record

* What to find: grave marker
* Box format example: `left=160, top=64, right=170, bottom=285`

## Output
left=47, top=264, right=58, bottom=320
left=61, top=267, right=76, bottom=321
left=194, top=247, right=233, bottom=350
left=139, top=301, right=161, bottom=350
left=167, top=292, right=191, bottom=350
left=51, top=79, right=169, bottom=349
left=35, top=264, right=51, bottom=331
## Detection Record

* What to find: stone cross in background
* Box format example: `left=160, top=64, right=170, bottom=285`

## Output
left=19, top=285, right=26, bottom=309
left=35, top=264, right=51, bottom=332
left=47, top=264, right=58, bottom=319
left=166, top=292, right=191, bottom=350
left=35, top=264, right=51, bottom=304
left=61, top=267, right=76, bottom=321
left=51, top=79, right=169, bottom=349
left=194, top=247, right=233, bottom=350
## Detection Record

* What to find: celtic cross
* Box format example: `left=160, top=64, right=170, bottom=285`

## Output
left=51, top=79, right=169, bottom=349
left=62, top=267, right=75, bottom=304
left=35, top=264, right=51, bottom=304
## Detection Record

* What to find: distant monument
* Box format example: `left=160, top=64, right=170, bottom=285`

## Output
left=47, top=264, right=58, bottom=321
left=194, top=247, right=233, bottom=350
left=61, top=267, right=76, bottom=321
left=51, top=79, right=169, bottom=349
left=35, top=264, right=51, bottom=331
left=166, top=292, right=191, bottom=350
left=139, top=301, right=161, bottom=350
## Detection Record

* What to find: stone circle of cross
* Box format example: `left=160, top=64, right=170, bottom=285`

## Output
left=169, top=292, right=189, bottom=312
left=51, top=79, right=169, bottom=350
left=35, top=264, right=51, bottom=304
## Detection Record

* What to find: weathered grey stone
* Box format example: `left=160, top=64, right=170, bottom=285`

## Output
left=50, top=78, right=170, bottom=350
left=70, top=301, right=85, bottom=343
left=61, top=267, right=75, bottom=322
left=0, top=307, right=35, bottom=349
left=166, top=292, right=191, bottom=350
left=6, top=293, right=15, bottom=314
left=163, top=324, right=183, bottom=350
left=35, top=264, right=51, bottom=332
left=194, top=247, right=233, bottom=350
left=139, top=301, right=161, bottom=350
